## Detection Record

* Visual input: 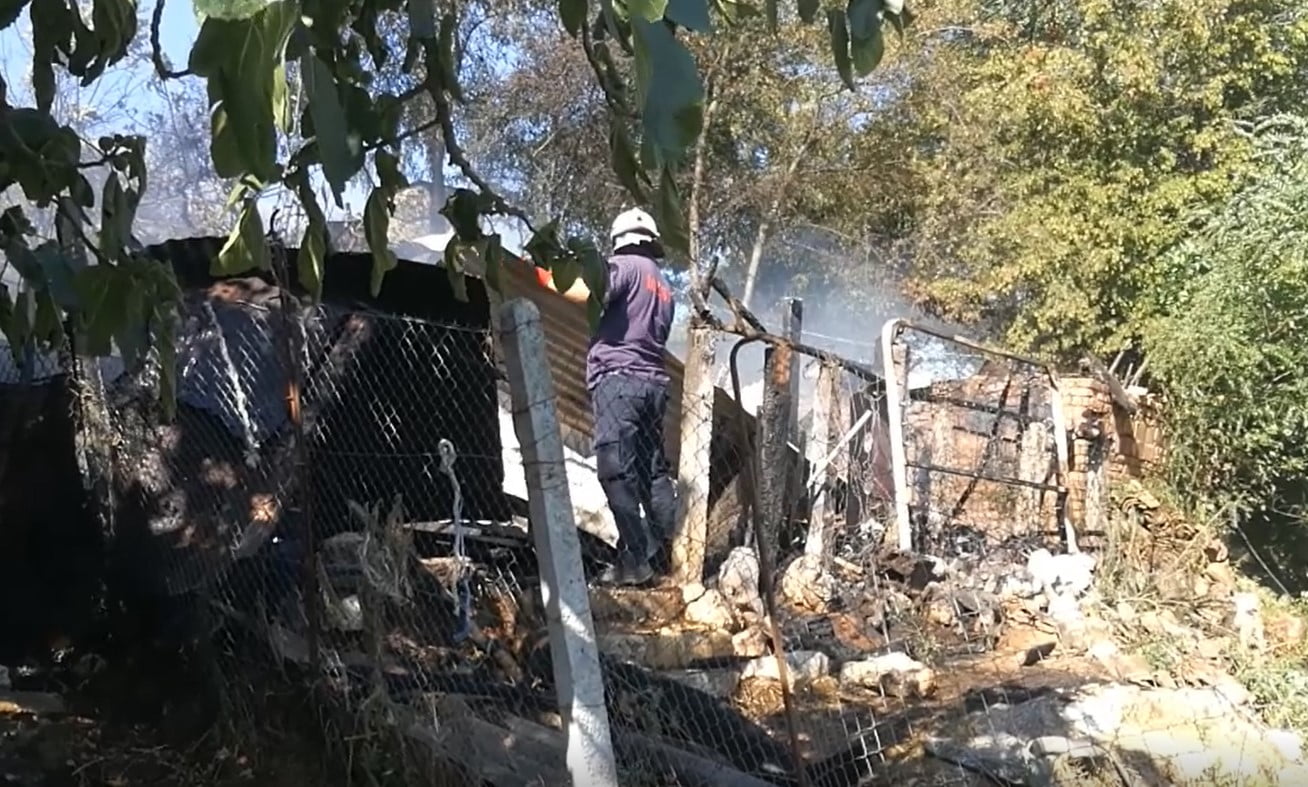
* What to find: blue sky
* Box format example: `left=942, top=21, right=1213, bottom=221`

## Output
left=0, top=4, right=540, bottom=255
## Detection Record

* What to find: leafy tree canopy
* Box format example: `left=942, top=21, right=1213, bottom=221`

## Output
left=888, top=0, right=1308, bottom=359
left=0, top=0, right=912, bottom=408
left=1142, top=114, right=1308, bottom=534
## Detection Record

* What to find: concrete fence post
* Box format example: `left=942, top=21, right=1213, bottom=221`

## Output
left=672, top=319, right=716, bottom=586
left=498, top=298, right=619, bottom=787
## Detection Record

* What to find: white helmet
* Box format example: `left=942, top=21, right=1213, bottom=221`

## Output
left=609, top=207, right=661, bottom=251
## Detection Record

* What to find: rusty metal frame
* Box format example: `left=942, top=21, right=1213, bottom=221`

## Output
left=879, top=318, right=1077, bottom=554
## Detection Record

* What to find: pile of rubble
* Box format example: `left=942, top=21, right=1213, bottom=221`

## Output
left=592, top=519, right=1308, bottom=784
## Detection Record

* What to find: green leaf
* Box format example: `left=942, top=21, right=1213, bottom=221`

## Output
left=827, top=8, right=855, bottom=91
left=99, top=175, right=133, bottom=261
left=189, top=1, right=299, bottom=183
left=443, top=240, right=469, bottom=302
left=440, top=188, right=484, bottom=241
left=28, top=0, right=71, bottom=113
left=0, top=0, right=31, bottom=30
left=625, top=0, right=668, bottom=22
left=32, top=288, right=62, bottom=349
left=559, top=0, right=587, bottom=36
left=5, top=289, right=31, bottom=362
left=609, top=117, right=648, bottom=201
left=524, top=221, right=564, bottom=269
left=665, top=0, right=711, bottom=31
left=31, top=241, right=80, bottom=311
left=764, top=0, right=776, bottom=30
left=83, top=0, right=138, bottom=82
left=74, top=265, right=128, bottom=357
left=0, top=288, right=12, bottom=361
left=550, top=254, right=580, bottom=296
left=797, top=0, right=818, bottom=23
left=363, top=187, right=397, bottom=297
left=846, top=0, right=884, bottom=75
left=631, top=17, right=705, bottom=166
left=851, top=27, right=884, bottom=75
left=153, top=300, right=177, bottom=421
left=272, top=62, right=292, bottom=133
left=375, top=149, right=408, bottom=191
left=571, top=236, right=608, bottom=305
left=215, top=199, right=270, bottom=275
left=654, top=164, right=691, bottom=256
left=298, top=214, right=327, bottom=301
left=303, top=53, right=361, bottom=205
left=0, top=109, right=81, bottom=205
left=482, top=235, right=503, bottom=293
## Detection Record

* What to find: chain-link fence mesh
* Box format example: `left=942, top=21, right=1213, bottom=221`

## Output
left=8, top=263, right=1303, bottom=787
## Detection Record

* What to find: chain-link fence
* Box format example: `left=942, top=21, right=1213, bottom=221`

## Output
left=555, top=283, right=1306, bottom=787
left=10, top=253, right=1302, bottom=787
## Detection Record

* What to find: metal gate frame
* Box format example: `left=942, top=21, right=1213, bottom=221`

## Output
left=878, top=318, right=1078, bottom=555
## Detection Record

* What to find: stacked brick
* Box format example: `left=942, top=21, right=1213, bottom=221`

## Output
left=1061, top=376, right=1165, bottom=528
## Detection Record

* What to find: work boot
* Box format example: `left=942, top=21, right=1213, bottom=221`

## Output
left=597, top=555, right=654, bottom=587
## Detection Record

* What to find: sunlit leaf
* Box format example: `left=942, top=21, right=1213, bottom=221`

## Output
left=827, top=8, right=855, bottom=90
left=626, top=0, right=668, bottom=22
left=559, top=0, right=587, bottom=36
left=298, top=214, right=327, bottom=300
left=214, top=199, right=270, bottom=275
left=483, top=235, right=503, bottom=293
left=631, top=17, right=705, bottom=166
left=303, top=53, right=362, bottom=205
left=443, top=240, right=469, bottom=302
left=363, top=187, right=397, bottom=297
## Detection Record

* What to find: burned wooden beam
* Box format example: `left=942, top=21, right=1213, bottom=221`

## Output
left=1080, top=353, right=1139, bottom=414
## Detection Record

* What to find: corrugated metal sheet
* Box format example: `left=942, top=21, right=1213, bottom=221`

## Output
left=488, top=257, right=751, bottom=467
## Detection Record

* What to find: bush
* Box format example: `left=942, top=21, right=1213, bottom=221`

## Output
left=1144, top=115, right=1308, bottom=550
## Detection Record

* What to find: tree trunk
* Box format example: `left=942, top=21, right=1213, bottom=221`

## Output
left=688, top=46, right=728, bottom=283
left=739, top=141, right=808, bottom=310
left=740, top=217, right=772, bottom=309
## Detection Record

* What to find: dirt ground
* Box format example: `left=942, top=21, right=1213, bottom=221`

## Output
left=0, top=640, right=351, bottom=787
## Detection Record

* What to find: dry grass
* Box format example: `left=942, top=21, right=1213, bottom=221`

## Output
left=1093, top=482, right=1308, bottom=741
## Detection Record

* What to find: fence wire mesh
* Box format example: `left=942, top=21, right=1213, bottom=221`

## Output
left=29, top=272, right=1308, bottom=787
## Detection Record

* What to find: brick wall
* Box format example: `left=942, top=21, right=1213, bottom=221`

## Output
left=1061, top=376, right=1165, bottom=533
left=901, top=366, right=1063, bottom=546
left=897, top=370, right=1166, bottom=550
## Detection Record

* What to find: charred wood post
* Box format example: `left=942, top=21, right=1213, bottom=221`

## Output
left=756, top=297, right=801, bottom=560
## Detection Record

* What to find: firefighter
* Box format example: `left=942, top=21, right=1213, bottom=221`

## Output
left=543, top=208, right=677, bottom=586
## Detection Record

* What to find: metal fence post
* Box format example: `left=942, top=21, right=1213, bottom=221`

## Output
left=498, top=297, right=619, bottom=787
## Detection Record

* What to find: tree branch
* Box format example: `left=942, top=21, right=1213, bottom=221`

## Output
left=688, top=44, right=729, bottom=288
left=427, top=74, right=537, bottom=234
left=151, top=0, right=192, bottom=80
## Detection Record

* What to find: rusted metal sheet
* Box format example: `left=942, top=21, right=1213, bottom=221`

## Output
left=489, top=258, right=750, bottom=467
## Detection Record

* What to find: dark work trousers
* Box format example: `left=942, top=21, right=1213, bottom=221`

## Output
left=591, top=373, right=678, bottom=566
